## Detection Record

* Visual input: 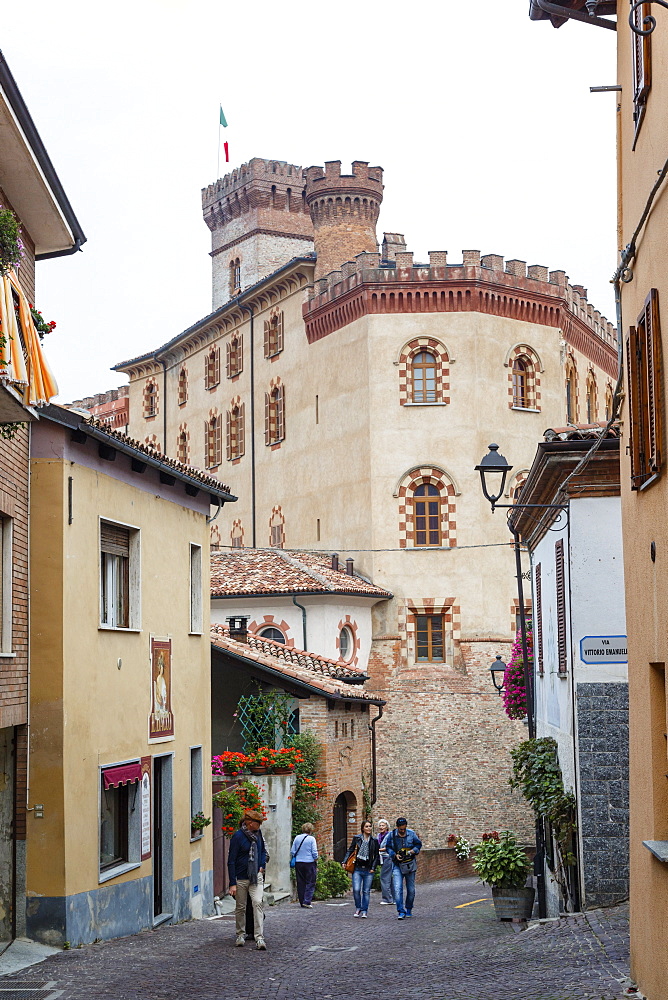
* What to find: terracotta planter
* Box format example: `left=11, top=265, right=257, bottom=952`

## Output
left=491, top=886, right=535, bottom=921
left=249, top=766, right=268, bottom=775
left=270, top=767, right=294, bottom=775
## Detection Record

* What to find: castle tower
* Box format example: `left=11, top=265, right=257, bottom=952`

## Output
left=304, top=161, right=383, bottom=280
left=202, top=158, right=314, bottom=310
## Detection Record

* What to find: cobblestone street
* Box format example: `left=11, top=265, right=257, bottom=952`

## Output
left=6, top=878, right=630, bottom=1000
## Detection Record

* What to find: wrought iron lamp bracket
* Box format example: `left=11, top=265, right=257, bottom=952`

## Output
left=629, top=0, right=668, bottom=36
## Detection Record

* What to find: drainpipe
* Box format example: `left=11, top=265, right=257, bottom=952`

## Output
left=369, top=704, right=384, bottom=807
left=292, top=595, right=307, bottom=649
left=160, top=358, right=167, bottom=454
left=240, top=304, right=256, bottom=547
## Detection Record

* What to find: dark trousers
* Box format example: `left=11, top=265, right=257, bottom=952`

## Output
left=295, top=861, right=317, bottom=906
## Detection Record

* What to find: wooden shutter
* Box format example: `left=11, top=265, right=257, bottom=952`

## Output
left=277, top=385, right=285, bottom=441
left=643, top=289, right=663, bottom=475
left=237, top=334, right=243, bottom=374
left=238, top=403, right=245, bottom=458
left=100, top=522, right=130, bottom=557
left=214, top=347, right=220, bottom=385
left=226, top=410, right=232, bottom=461
left=205, top=420, right=212, bottom=468
left=555, top=539, right=567, bottom=674
left=276, top=312, right=284, bottom=353
left=263, top=320, right=270, bottom=358
left=215, top=416, right=222, bottom=466
left=226, top=341, right=231, bottom=378
left=632, top=3, right=652, bottom=104
left=264, top=392, right=270, bottom=445
left=627, top=327, right=645, bottom=486
left=535, top=562, right=543, bottom=675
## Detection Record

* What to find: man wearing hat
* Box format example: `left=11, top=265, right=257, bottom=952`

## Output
left=227, top=809, right=269, bottom=949
left=385, top=817, right=422, bottom=920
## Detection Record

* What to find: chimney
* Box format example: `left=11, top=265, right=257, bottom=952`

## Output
left=382, top=233, right=407, bottom=262
left=226, top=616, right=249, bottom=643
left=304, top=160, right=384, bottom=280
left=346, top=558, right=354, bottom=576
left=331, top=553, right=339, bottom=571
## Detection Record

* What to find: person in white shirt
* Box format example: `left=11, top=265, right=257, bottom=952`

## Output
left=291, top=822, right=319, bottom=908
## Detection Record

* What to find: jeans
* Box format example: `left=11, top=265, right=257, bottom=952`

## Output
left=379, top=855, right=394, bottom=902
left=352, top=867, right=374, bottom=913
left=234, top=876, right=264, bottom=939
left=392, top=865, right=416, bottom=915
left=295, top=860, right=317, bottom=906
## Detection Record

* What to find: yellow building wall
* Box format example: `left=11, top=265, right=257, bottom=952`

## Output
left=28, top=452, right=212, bottom=937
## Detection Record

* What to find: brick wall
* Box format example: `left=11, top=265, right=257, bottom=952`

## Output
left=0, top=424, right=29, bottom=729
left=299, top=698, right=374, bottom=857
left=367, top=636, right=534, bottom=849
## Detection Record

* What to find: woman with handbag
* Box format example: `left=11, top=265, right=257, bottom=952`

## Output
left=290, top=822, right=319, bottom=908
left=376, top=818, right=394, bottom=905
left=342, top=819, right=380, bottom=918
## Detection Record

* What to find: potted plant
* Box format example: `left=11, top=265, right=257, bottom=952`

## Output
left=0, top=206, right=24, bottom=275
left=268, top=745, right=303, bottom=774
left=244, top=747, right=273, bottom=774
left=191, top=811, right=212, bottom=837
left=472, top=830, right=534, bottom=920
left=454, top=836, right=471, bottom=860
left=212, top=780, right=265, bottom=837
left=212, top=751, right=249, bottom=777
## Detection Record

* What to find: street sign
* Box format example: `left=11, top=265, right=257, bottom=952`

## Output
left=579, top=635, right=628, bottom=664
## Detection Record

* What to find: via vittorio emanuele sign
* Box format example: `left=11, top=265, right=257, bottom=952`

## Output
left=579, top=635, right=628, bottom=665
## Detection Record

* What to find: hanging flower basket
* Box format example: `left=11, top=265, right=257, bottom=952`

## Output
left=503, top=624, right=533, bottom=721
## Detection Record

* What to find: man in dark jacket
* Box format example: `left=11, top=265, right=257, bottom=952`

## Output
left=227, top=809, right=268, bottom=949
left=385, top=816, right=422, bottom=919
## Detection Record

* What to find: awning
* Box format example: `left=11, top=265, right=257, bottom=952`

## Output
left=0, top=270, right=58, bottom=406
left=102, top=763, right=142, bottom=789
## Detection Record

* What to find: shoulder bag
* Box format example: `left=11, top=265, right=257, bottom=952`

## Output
left=290, top=835, right=309, bottom=869
left=343, top=841, right=358, bottom=873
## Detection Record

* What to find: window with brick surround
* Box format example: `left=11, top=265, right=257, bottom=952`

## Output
left=205, top=414, right=222, bottom=469
left=413, top=484, right=443, bottom=546
left=566, top=359, right=578, bottom=423
left=631, top=2, right=652, bottom=147
left=586, top=373, right=597, bottom=424
left=177, top=428, right=189, bottom=464
left=605, top=383, right=614, bottom=421
left=178, top=367, right=188, bottom=406
left=227, top=333, right=243, bottom=378
left=205, top=346, right=221, bottom=390
left=269, top=506, right=285, bottom=548
left=0, top=516, right=11, bottom=654
left=229, top=258, right=241, bottom=296
left=231, top=519, right=244, bottom=548
left=143, top=380, right=158, bottom=419
left=399, top=339, right=449, bottom=406
left=415, top=614, right=445, bottom=662
left=397, top=468, right=457, bottom=549
left=512, top=357, right=528, bottom=408
left=100, top=520, right=140, bottom=630
left=264, top=311, right=284, bottom=359
left=506, top=345, right=541, bottom=411
left=226, top=402, right=245, bottom=461
left=626, top=288, right=664, bottom=490
left=265, top=383, right=285, bottom=446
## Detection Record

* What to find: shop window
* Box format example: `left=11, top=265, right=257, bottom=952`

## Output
left=100, top=520, right=140, bottom=630
left=627, top=288, right=664, bottom=490
left=99, top=763, right=142, bottom=880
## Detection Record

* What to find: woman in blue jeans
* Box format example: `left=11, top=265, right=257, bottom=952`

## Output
left=343, top=820, right=380, bottom=917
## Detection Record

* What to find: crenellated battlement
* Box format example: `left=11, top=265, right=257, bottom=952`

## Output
left=202, top=158, right=306, bottom=209
left=304, top=247, right=618, bottom=362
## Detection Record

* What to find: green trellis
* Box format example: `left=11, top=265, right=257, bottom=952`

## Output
left=236, top=686, right=297, bottom=752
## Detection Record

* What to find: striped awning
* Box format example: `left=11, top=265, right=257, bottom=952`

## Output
left=0, top=270, right=58, bottom=407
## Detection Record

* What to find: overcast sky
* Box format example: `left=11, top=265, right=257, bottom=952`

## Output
left=3, top=0, right=617, bottom=404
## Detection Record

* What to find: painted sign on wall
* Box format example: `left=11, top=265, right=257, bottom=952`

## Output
left=149, top=636, right=174, bottom=740
left=579, top=635, right=628, bottom=664
left=141, top=756, right=151, bottom=860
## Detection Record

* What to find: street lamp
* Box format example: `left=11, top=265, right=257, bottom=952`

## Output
left=489, top=655, right=507, bottom=694
left=475, top=443, right=512, bottom=510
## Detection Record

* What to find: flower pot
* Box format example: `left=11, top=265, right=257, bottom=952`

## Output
left=491, top=886, right=535, bottom=921
left=270, top=767, right=294, bottom=775
left=249, top=766, right=268, bottom=775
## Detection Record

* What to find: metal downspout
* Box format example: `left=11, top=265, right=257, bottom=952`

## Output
left=292, top=595, right=307, bottom=650
left=160, top=358, right=167, bottom=454
left=240, top=304, right=256, bottom=547
left=369, top=704, right=384, bottom=807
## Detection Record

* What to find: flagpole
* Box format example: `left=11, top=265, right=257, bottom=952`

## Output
left=217, top=120, right=221, bottom=179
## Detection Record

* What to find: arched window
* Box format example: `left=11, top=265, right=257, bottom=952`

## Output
left=586, top=374, right=597, bottom=423
left=144, top=380, right=158, bottom=419
left=566, top=361, right=578, bottom=423
left=265, top=383, right=285, bottom=445
left=605, top=383, right=614, bottom=421
left=226, top=402, right=245, bottom=461
left=512, top=357, right=528, bottom=408
left=230, top=519, right=244, bottom=548
left=269, top=506, right=285, bottom=548
left=229, top=258, right=241, bottom=296
left=178, top=367, right=188, bottom=406
left=177, top=428, right=189, bottom=464
left=258, top=626, right=285, bottom=644
left=412, top=483, right=442, bottom=546
left=205, top=346, right=221, bottom=389
left=206, top=414, right=222, bottom=468
left=411, top=351, right=437, bottom=403
left=226, top=333, right=243, bottom=378
left=264, top=311, right=284, bottom=358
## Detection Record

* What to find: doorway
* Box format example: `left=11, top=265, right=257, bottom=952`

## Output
left=152, top=754, right=173, bottom=923
left=332, top=791, right=357, bottom=862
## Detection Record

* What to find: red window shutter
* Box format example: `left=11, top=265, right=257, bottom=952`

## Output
left=555, top=539, right=567, bottom=674
left=226, top=410, right=232, bottom=461
left=535, top=563, right=543, bottom=675
left=264, top=392, right=270, bottom=445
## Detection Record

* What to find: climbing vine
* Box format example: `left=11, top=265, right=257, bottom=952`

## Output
left=509, top=737, right=577, bottom=867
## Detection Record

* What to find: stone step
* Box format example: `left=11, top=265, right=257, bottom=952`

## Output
left=264, top=890, right=292, bottom=906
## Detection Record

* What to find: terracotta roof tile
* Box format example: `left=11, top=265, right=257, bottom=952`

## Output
left=210, top=625, right=382, bottom=702
left=210, top=549, right=392, bottom=599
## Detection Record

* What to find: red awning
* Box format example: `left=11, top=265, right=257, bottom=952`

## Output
left=102, top=763, right=142, bottom=789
